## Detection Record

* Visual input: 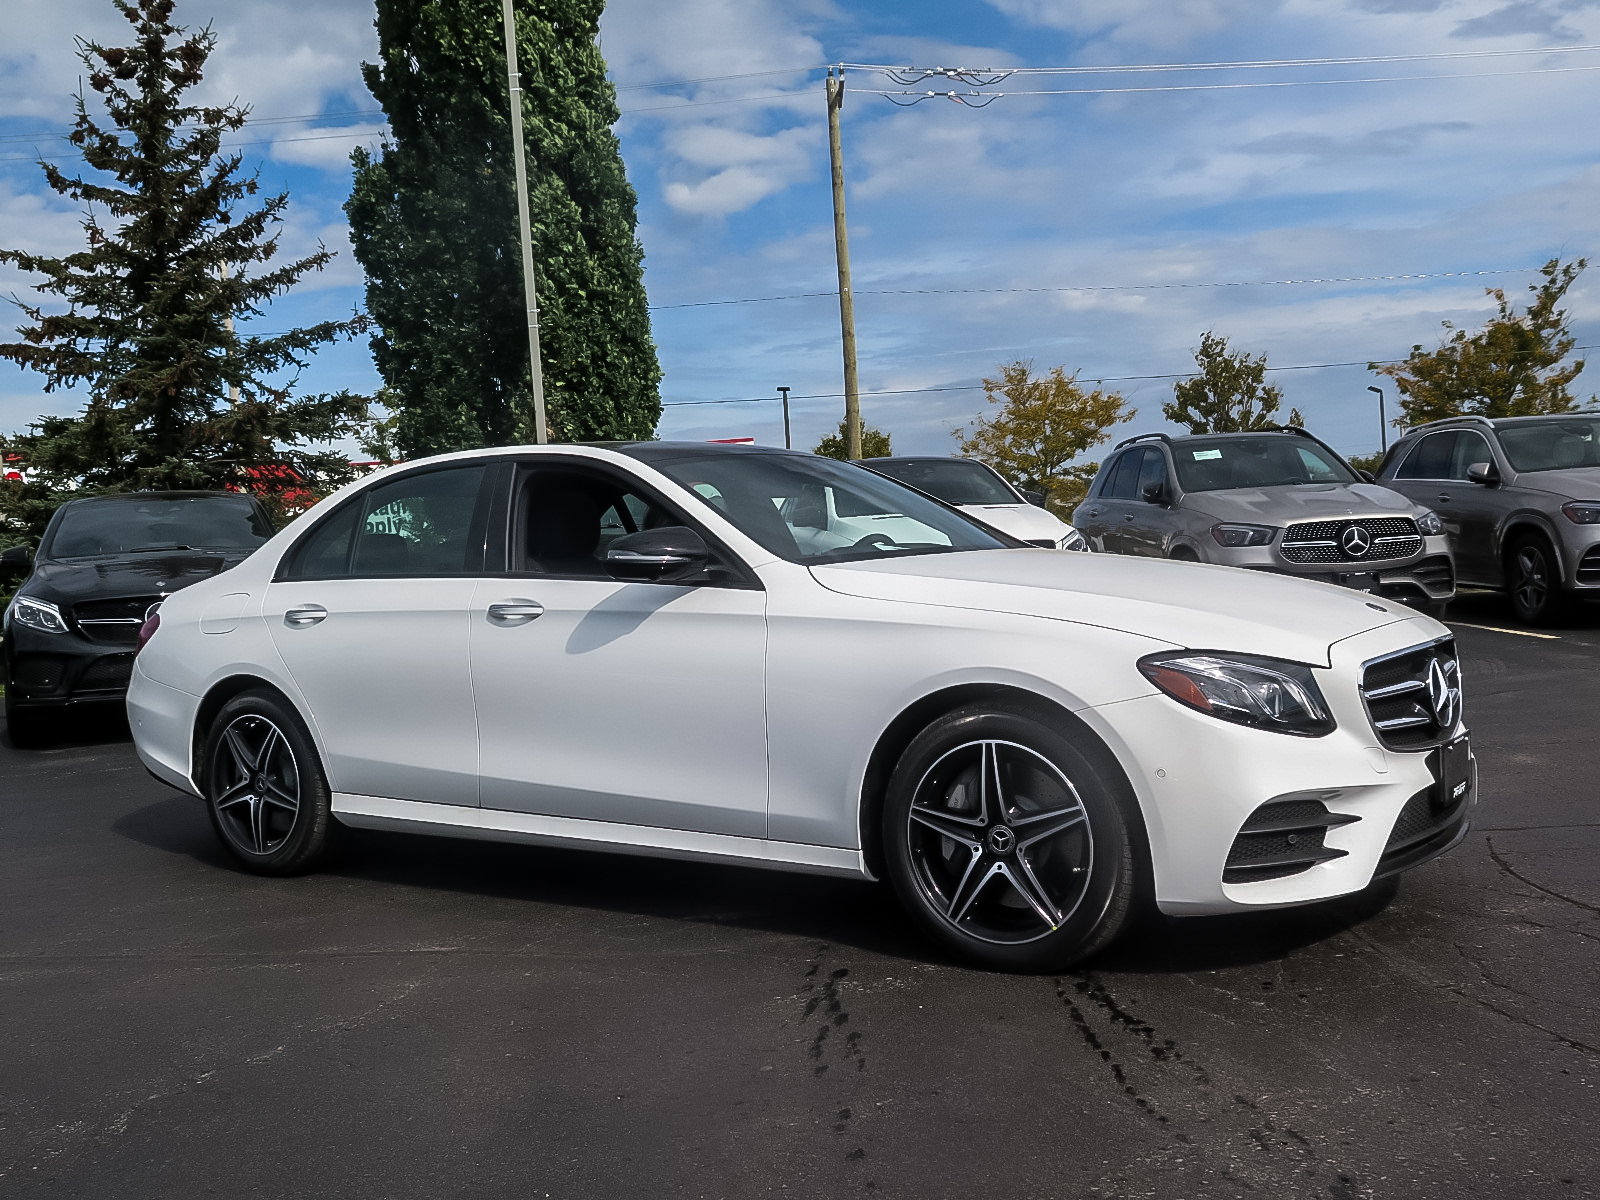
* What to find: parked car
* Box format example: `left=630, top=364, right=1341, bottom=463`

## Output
left=1375, top=414, right=1600, bottom=624
left=2, top=491, right=274, bottom=745
left=1072, top=429, right=1455, bottom=611
left=128, top=443, right=1472, bottom=971
left=862, top=456, right=1089, bottom=550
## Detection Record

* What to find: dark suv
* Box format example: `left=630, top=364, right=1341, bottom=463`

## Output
left=1376, top=414, right=1600, bottom=623
left=2, top=491, right=274, bottom=744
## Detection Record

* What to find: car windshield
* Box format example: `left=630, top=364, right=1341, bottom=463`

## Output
left=866, top=458, right=1019, bottom=505
left=626, top=448, right=1018, bottom=564
left=1494, top=418, right=1600, bottom=473
left=44, top=495, right=273, bottom=559
left=1170, top=436, right=1359, bottom=492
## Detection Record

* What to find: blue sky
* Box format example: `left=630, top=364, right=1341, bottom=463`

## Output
left=3, top=0, right=1598, bottom=464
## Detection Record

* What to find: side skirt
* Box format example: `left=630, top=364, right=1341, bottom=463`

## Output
left=330, top=793, right=869, bottom=880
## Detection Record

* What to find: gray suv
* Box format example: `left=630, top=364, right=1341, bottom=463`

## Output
left=1072, top=428, right=1456, bottom=610
left=1376, top=414, right=1600, bottom=624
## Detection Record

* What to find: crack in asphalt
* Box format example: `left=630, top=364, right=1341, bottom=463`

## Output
left=1486, top=837, right=1600, bottom=918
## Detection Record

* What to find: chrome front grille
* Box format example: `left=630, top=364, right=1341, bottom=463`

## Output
left=1360, top=637, right=1462, bottom=750
left=1280, top=517, right=1422, bottom=564
left=72, top=596, right=160, bottom=645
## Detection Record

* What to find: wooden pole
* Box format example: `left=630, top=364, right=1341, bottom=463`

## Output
left=825, top=68, right=862, bottom=460
left=502, top=0, right=549, bottom=444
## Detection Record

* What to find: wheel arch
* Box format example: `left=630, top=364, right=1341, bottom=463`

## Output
left=1501, top=515, right=1565, bottom=574
left=857, top=683, right=1152, bottom=885
left=191, top=674, right=305, bottom=791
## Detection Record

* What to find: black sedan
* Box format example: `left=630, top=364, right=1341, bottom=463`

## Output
left=2, top=491, right=273, bottom=745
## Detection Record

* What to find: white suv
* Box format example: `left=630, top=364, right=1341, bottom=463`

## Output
left=127, top=443, right=1474, bottom=971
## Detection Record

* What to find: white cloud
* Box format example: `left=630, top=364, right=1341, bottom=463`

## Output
left=983, top=0, right=1287, bottom=48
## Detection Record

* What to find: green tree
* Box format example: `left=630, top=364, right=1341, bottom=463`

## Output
left=347, top=0, right=661, bottom=457
left=0, top=0, right=368, bottom=541
left=815, top=417, right=891, bottom=460
left=956, top=360, right=1134, bottom=514
left=1373, top=258, right=1591, bottom=425
left=1164, top=331, right=1301, bottom=434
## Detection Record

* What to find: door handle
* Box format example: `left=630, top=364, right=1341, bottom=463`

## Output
left=1437, top=492, right=1452, bottom=503
left=283, top=604, right=327, bottom=627
left=487, top=600, right=545, bottom=625
left=1124, top=514, right=1136, bottom=522
left=1083, top=508, right=1100, bottom=517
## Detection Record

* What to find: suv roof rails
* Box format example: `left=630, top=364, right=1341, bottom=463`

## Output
left=1404, top=415, right=1497, bottom=434
left=1112, top=432, right=1173, bottom=450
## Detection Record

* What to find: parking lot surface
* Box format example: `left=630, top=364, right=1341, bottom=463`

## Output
left=2, top=598, right=1598, bottom=1199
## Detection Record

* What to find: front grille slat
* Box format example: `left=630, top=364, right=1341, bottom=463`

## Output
left=73, top=596, right=161, bottom=645
left=1360, top=638, right=1462, bottom=750
left=1281, top=517, right=1422, bottom=564
left=1580, top=547, right=1600, bottom=586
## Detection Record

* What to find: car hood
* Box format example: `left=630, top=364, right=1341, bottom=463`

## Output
left=1182, top=482, right=1418, bottom=524
left=956, top=502, right=1070, bottom=543
left=1508, top=466, right=1600, bottom=499
left=23, top=550, right=251, bottom=606
left=811, top=549, right=1413, bottom=664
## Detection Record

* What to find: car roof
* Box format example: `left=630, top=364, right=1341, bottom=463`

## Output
left=64, top=490, right=248, bottom=504
left=861, top=455, right=991, bottom=465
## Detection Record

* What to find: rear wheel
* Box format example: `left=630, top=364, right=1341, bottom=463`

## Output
left=203, top=689, right=335, bottom=875
left=1507, top=532, right=1567, bottom=626
left=883, top=703, right=1143, bottom=972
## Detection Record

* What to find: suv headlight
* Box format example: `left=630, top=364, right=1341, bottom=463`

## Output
left=1210, top=523, right=1277, bottom=548
left=1561, top=502, right=1600, bottom=525
left=1058, top=527, right=1089, bottom=552
left=1415, top=508, right=1445, bottom=536
left=10, top=595, right=69, bottom=634
left=1138, top=651, right=1336, bottom=737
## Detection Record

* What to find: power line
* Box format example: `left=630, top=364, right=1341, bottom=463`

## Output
left=648, top=267, right=1542, bottom=311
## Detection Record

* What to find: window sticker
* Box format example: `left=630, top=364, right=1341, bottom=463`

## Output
left=1192, top=449, right=1223, bottom=461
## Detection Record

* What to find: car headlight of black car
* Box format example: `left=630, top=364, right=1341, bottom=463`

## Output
left=1138, top=651, right=1336, bottom=737
left=1210, top=523, right=1277, bottom=547
left=1415, top=508, right=1445, bottom=535
left=9, top=595, right=69, bottom=634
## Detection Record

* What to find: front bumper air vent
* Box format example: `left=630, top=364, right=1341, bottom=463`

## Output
left=1223, top=797, right=1358, bottom=884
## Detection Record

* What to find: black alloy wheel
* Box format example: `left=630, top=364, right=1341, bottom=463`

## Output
left=204, top=688, right=335, bottom=875
left=1507, top=532, right=1566, bottom=626
left=884, top=703, right=1143, bottom=971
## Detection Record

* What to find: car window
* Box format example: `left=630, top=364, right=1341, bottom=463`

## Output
left=867, top=458, right=1019, bottom=505
left=1495, top=418, right=1600, bottom=472
left=1103, top=449, right=1145, bottom=499
left=1296, top=447, right=1343, bottom=482
left=1447, top=431, right=1495, bottom=480
left=513, top=464, right=691, bottom=578
left=1169, top=435, right=1358, bottom=492
left=1136, top=448, right=1168, bottom=497
left=1396, top=432, right=1457, bottom=480
left=44, top=495, right=272, bottom=559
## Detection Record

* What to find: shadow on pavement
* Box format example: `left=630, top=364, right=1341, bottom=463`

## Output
left=1, top=702, right=132, bottom=751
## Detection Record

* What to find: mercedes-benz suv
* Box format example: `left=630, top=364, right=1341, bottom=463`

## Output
left=1072, top=429, right=1455, bottom=610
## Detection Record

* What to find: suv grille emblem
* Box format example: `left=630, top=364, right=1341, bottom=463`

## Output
left=1340, top=525, right=1372, bottom=557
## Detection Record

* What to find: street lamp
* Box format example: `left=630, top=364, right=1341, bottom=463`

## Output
left=778, top=386, right=792, bottom=450
left=1367, top=385, right=1386, bottom=454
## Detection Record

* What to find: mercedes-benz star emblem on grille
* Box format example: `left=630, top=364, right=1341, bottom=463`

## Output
left=1340, top=525, right=1373, bottom=557
left=1426, top=657, right=1461, bottom=731
left=986, top=825, right=1016, bottom=855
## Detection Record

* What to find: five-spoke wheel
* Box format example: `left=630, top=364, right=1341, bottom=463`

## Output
left=884, top=703, right=1142, bottom=971
left=1508, top=532, right=1566, bottom=626
left=204, top=689, right=334, bottom=874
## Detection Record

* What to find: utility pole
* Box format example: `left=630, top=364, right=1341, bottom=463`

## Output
left=1368, top=385, right=1386, bottom=453
left=825, top=67, right=862, bottom=460
left=778, top=386, right=792, bottom=449
left=502, top=0, right=549, bottom=444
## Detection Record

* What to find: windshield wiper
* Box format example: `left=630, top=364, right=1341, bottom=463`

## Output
left=130, top=543, right=202, bottom=552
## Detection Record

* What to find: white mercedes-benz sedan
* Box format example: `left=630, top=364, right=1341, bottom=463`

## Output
left=127, top=443, right=1474, bottom=971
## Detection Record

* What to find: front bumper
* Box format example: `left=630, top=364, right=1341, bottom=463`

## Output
left=1209, top=534, right=1455, bottom=604
left=1084, top=617, right=1474, bottom=916
left=2, top=623, right=139, bottom=710
left=1557, top=524, right=1600, bottom=594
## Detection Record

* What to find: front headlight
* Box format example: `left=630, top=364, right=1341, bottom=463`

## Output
left=1561, top=502, right=1600, bottom=525
left=1210, top=523, right=1277, bottom=547
left=1058, top=527, right=1089, bottom=552
left=1415, top=508, right=1445, bottom=536
left=1138, top=651, right=1336, bottom=737
left=10, top=595, right=69, bottom=634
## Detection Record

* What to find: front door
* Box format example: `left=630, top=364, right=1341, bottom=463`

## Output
left=263, top=462, right=493, bottom=806
left=469, top=459, right=769, bottom=838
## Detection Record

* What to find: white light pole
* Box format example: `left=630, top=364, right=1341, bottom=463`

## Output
left=502, top=0, right=549, bottom=444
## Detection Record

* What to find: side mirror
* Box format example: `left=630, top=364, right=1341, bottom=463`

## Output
left=1021, top=489, right=1047, bottom=507
left=1140, top=480, right=1168, bottom=505
left=606, top=526, right=713, bottom=582
left=1358, top=470, right=1375, bottom=483
left=1466, top=462, right=1499, bottom=487
left=0, top=545, right=31, bottom=577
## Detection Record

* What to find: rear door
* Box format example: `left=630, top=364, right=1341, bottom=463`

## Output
left=1077, top=450, right=1142, bottom=553
left=1440, top=430, right=1502, bottom=583
left=1123, top=447, right=1175, bottom=557
left=264, top=462, right=494, bottom=806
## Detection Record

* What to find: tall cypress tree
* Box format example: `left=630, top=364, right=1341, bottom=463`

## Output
left=0, top=0, right=368, bottom=539
left=347, top=0, right=661, bottom=455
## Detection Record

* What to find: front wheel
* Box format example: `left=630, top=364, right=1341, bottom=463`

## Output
left=883, top=703, right=1143, bottom=972
left=203, top=689, right=336, bottom=875
left=1507, top=533, right=1567, bottom=626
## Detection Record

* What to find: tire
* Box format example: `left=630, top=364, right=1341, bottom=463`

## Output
left=1506, top=532, right=1568, bottom=626
left=1168, top=546, right=1201, bottom=563
left=882, top=702, right=1144, bottom=972
left=202, top=688, right=336, bottom=875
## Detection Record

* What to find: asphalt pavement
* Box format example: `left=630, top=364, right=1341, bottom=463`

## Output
left=1, top=594, right=1597, bottom=1199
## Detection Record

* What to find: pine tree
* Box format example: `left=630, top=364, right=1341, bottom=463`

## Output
left=347, top=0, right=661, bottom=457
left=1164, top=332, right=1302, bottom=434
left=0, top=0, right=367, bottom=539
